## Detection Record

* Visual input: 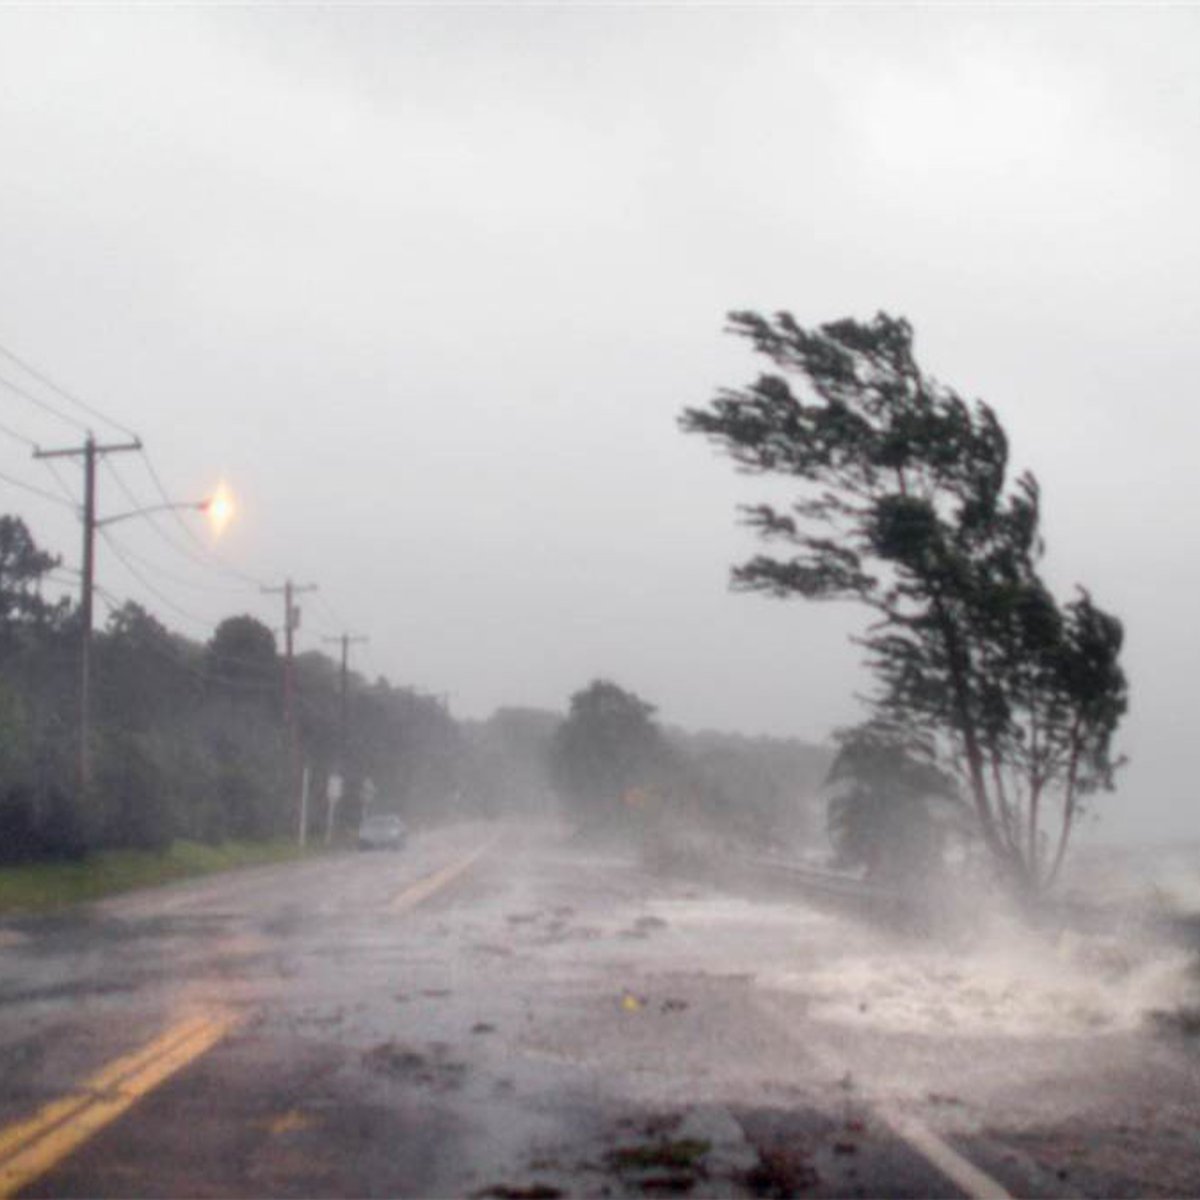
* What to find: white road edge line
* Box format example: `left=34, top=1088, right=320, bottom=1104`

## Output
left=752, top=994, right=1013, bottom=1200
left=877, top=1106, right=1013, bottom=1200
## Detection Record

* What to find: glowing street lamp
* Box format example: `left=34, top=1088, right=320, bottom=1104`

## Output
left=205, top=480, right=235, bottom=536
left=27, top=445, right=237, bottom=797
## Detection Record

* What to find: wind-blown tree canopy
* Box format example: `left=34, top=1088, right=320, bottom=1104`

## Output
left=682, top=311, right=1128, bottom=893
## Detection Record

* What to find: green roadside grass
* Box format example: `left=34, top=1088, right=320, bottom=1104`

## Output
left=0, top=839, right=322, bottom=914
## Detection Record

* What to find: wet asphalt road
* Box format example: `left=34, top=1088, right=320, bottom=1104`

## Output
left=0, top=821, right=1198, bottom=1198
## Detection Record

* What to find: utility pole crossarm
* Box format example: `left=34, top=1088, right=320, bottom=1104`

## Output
left=33, top=438, right=142, bottom=461
left=321, top=633, right=369, bottom=651
left=261, top=582, right=319, bottom=596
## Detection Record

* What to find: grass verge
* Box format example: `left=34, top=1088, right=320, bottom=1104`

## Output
left=0, top=839, right=317, bottom=914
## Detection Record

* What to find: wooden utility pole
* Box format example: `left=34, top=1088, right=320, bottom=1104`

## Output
left=33, top=433, right=142, bottom=796
left=263, top=580, right=317, bottom=813
left=322, top=632, right=367, bottom=774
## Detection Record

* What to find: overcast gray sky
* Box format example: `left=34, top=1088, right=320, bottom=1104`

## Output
left=1, top=4, right=1198, bottom=842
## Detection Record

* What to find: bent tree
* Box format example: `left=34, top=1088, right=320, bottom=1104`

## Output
left=681, top=312, right=1127, bottom=894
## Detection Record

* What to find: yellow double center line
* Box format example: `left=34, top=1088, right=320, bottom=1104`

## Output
left=0, top=841, right=495, bottom=1195
left=388, top=839, right=497, bottom=914
left=0, top=1011, right=237, bottom=1198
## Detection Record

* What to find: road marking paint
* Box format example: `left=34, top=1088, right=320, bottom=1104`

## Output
left=0, top=1016, right=211, bottom=1161
left=877, top=1106, right=1012, bottom=1200
left=266, top=1109, right=315, bottom=1135
left=388, top=840, right=496, bottom=913
left=752, top=994, right=1012, bottom=1200
left=0, top=1011, right=237, bottom=1197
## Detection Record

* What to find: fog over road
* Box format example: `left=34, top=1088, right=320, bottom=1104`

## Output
left=0, top=824, right=1197, bottom=1198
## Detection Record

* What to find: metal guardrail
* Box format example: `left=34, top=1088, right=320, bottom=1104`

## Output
left=735, top=853, right=905, bottom=904
left=729, top=853, right=938, bottom=933
left=738, top=852, right=1200, bottom=947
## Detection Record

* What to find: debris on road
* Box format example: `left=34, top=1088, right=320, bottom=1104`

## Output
left=607, top=1138, right=711, bottom=1172
left=741, top=1144, right=821, bottom=1198
left=361, top=1040, right=467, bottom=1090
left=473, top=1186, right=564, bottom=1199
left=266, top=1109, right=315, bottom=1136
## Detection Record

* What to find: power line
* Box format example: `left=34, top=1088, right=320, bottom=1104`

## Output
left=133, top=453, right=267, bottom=588
left=101, top=459, right=255, bottom=593
left=92, top=586, right=331, bottom=706
left=103, top=455, right=148, bottom=510
left=0, top=338, right=267, bottom=593
left=0, top=341, right=326, bottom=674
left=0, top=417, right=39, bottom=450
left=0, top=368, right=89, bottom=433
left=34, top=433, right=143, bottom=796
left=0, top=338, right=258, bottom=586
left=90, top=589, right=217, bottom=689
left=98, top=526, right=216, bottom=633
left=0, top=337, right=138, bottom=439
left=141, top=451, right=237, bottom=564
left=104, top=458, right=213, bottom=567
left=314, top=590, right=352, bottom=632
left=0, top=467, right=80, bottom=511
left=39, top=458, right=79, bottom=506
left=96, top=534, right=255, bottom=596
left=93, top=591, right=297, bottom=701
left=0, top=337, right=262, bottom=588
left=92, top=585, right=274, bottom=675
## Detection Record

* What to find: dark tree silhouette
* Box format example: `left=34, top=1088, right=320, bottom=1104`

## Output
left=550, top=680, right=672, bottom=830
left=0, top=515, right=68, bottom=653
left=206, top=615, right=278, bottom=698
left=682, top=311, right=1127, bottom=893
left=0, top=511, right=480, bottom=859
left=825, top=722, right=964, bottom=886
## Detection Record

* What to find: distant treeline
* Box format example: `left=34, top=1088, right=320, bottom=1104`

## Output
left=0, top=514, right=460, bottom=862
left=488, top=680, right=831, bottom=851
left=0, top=514, right=830, bottom=866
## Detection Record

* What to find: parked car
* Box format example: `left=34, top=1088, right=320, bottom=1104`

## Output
left=357, top=813, right=407, bottom=851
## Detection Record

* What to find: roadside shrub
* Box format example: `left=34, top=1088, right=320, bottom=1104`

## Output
left=94, top=731, right=176, bottom=852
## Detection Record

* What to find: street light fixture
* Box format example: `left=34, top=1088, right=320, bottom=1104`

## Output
left=95, top=498, right=212, bottom=529
left=31, top=433, right=227, bottom=797
left=76, top=494, right=216, bottom=795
